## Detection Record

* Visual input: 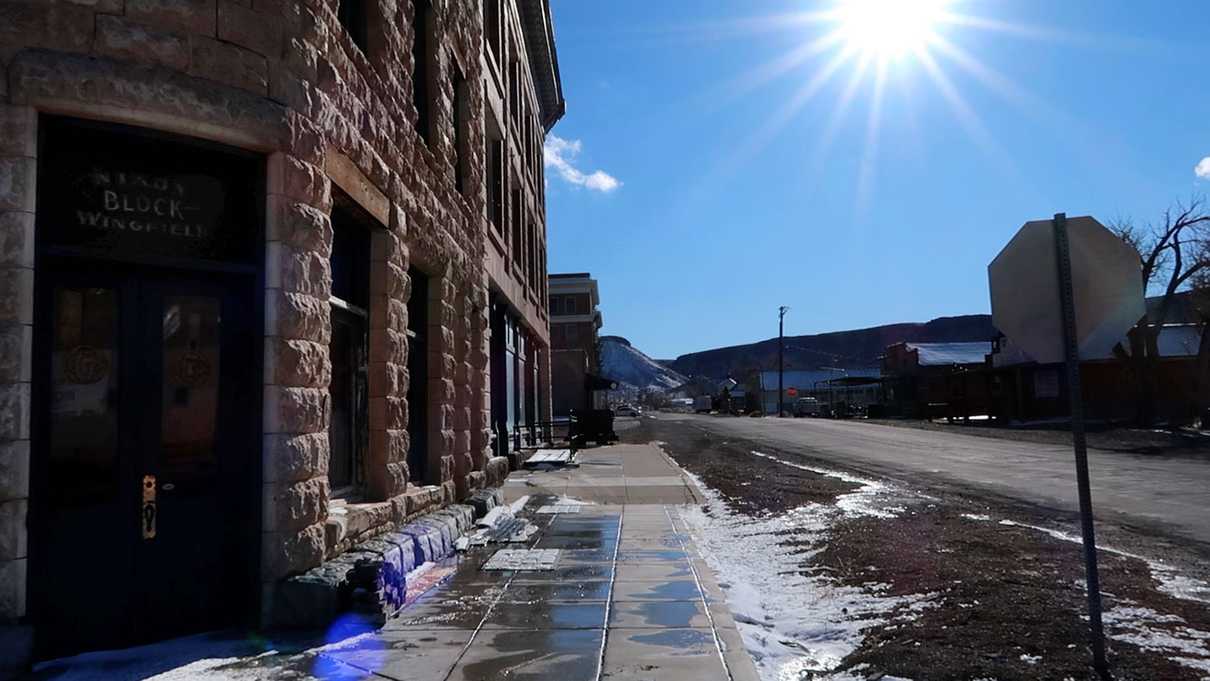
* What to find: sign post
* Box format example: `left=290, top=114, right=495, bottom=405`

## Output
left=989, top=213, right=1142, bottom=680
left=1052, top=213, right=1109, bottom=678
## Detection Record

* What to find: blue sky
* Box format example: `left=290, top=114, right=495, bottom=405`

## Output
left=542, top=0, right=1209, bottom=360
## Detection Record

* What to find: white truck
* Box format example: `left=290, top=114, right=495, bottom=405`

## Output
left=693, top=395, right=713, bottom=413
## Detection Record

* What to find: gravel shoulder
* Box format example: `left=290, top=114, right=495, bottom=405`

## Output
left=626, top=415, right=1210, bottom=681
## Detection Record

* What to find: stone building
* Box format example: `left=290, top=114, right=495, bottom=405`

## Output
left=549, top=272, right=603, bottom=417
left=0, top=0, right=561, bottom=667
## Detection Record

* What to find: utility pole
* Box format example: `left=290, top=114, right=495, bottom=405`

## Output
left=778, top=306, right=788, bottom=417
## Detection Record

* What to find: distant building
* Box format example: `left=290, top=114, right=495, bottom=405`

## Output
left=549, top=273, right=606, bottom=416
left=986, top=326, right=1200, bottom=423
left=758, top=368, right=882, bottom=415
left=882, top=342, right=993, bottom=418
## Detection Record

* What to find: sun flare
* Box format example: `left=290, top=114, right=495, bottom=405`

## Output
left=835, top=0, right=949, bottom=60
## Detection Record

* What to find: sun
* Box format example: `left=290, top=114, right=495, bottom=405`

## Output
left=834, top=0, right=949, bottom=60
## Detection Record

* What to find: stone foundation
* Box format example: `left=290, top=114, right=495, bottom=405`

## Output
left=274, top=490, right=497, bottom=630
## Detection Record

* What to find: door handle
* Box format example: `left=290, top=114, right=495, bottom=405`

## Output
left=142, top=474, right=157, bottom=540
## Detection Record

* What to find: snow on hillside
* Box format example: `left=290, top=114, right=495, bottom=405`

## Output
left=599, top=335, right=687, bottom=391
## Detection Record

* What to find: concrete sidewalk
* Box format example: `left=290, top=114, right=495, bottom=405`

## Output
left=152, top=442, right=757, bottom=681
left=299, top=442, right=755, bottom=680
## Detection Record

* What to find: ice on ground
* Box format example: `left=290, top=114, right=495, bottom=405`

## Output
left=961, top=513, right=991, bottom=521
left=680, top=462, right=928, bottom=681
left=509, top=494, right=530, bottom=513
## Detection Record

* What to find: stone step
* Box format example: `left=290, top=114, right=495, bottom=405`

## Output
left=272, top=489, right=501, bottom=630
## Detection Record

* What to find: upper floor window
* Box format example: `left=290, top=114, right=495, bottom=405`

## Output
left=509, top=58, right=520, bottom=123
left=337, top=0, right=369, bottom=54
left=486, top=124, right=504, bottom=234
left=453, top=59, right=471, bottom=195
left=510, top=182, right=522, bottom=264
left=412, top=0, right=434, bottom=145
left=483, top=0, right=500, bottom=61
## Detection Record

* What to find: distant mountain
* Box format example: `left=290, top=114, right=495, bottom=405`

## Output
left=599, top=335, right=689, bottom=390
left=668, top=315, right=996, bottom=379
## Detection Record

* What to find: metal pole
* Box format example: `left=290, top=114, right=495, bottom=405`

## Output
left=778, top=306, right=788, bottom=417
left=1053, top=213, right=1110, bottom=679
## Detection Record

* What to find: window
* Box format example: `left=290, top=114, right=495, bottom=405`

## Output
left=486, top=130, right=504, bottom=234
left=510, top=182, right=522, bottom=264
left=483, top=0, right=500, bottom=60
left=453, top=59, right=470, bottom=195
left=328, top=203, right=371, bottom=494
left=509, top=58, right=520, bottom=123
left=406, top=267, right=430, bottom=482
left=549, top=295, right=560, bottom=315
left=529, top=220, right=538, bottom=290
left=412, top=0, right=433, bottom=144
left=337, top=0, right=368, bottom=53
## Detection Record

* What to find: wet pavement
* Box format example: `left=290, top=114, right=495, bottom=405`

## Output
left=197, top=442, right=759, bottom=680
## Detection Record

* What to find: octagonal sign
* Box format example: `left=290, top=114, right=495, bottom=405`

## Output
left=988, top=216, right=1144, bottom=365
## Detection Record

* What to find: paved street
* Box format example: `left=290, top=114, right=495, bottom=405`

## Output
left=654, top=413, right=1210, bottom=545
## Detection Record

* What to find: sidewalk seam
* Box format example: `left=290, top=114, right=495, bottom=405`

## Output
left=593, top=511, right=625, bottom=681
left=663, top=504, right=735, bottom=681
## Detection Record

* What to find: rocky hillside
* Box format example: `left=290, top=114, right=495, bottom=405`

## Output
left=669, top=315, right=996, bottom=379
left=599, top=335, right=688, bottom=390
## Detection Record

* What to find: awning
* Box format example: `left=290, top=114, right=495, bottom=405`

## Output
left=822, top=376, right=883, bottom=387
left=586, top=374, right=619, bottom=391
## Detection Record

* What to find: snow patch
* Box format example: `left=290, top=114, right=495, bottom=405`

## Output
left=1103, top=605, right=1210, bottom=675
left=32, top=633, right=277, bottom=681
left=961, top=513, right=991, bottom=521
left=598, top=336, right=687, bottom=391
left=998, top=520, right=1210, bottom=604
left=749, top=450, right=903, bottom=519
left=680, top=469, right=928, bottom=681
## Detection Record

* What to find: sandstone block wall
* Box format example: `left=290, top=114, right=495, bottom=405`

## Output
left=0, top=0, right=557, bottom=638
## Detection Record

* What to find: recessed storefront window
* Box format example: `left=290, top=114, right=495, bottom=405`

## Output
left=329, top=204, right=371, bottom=494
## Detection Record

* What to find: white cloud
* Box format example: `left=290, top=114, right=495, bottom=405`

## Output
left=543, top=135, right=622, bottom=192
left=1197, top=156, right=1210, bottom=180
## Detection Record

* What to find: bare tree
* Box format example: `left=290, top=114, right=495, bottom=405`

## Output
left=1112, top=196, right=1210, bottom=425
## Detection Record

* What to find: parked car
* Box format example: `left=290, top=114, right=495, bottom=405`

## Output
left=794, top=396, right=823, bottom=417
left=616, top=405, right=642, bottom=417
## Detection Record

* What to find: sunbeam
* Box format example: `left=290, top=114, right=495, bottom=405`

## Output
left=855, top=59, right=889, bottom=222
